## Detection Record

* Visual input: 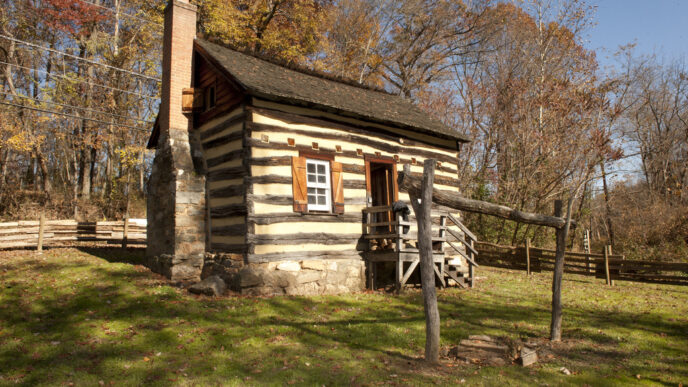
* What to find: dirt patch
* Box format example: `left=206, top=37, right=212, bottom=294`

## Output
left=441, top=335, right=556, bottom=367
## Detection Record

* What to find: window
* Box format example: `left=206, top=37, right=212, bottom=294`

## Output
left=205, top=85, right=216, bottom=111
left=291, top=155, right=344, bottom=214
left=306, top=159, right=331, bottom=211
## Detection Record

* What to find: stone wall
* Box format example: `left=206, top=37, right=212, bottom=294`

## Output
left=146, top=0, right=207, bottom=283
left=201, top=255, right=366, bottom=296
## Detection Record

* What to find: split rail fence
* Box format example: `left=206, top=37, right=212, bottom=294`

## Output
left=0, top=218, right=147, bottom=250
left=475, top=241, right=688, bottom=286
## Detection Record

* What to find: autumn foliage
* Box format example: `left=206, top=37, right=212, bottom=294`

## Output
left=0, top=0, right=686, bottom=260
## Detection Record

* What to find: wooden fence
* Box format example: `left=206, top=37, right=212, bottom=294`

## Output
left=476, top=241, right=688, bottom=286
left=0, top=218, right=146, bottom=250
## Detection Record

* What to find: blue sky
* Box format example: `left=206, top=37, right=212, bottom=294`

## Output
left=586, top=0, right=688, bottom=70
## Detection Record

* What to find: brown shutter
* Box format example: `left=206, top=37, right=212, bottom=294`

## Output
left=292, top=156, right=308, bottom=213
left=331, top=161, right=345, bottom=214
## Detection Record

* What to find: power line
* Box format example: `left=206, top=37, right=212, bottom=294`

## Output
left=74, top=0, right=164, bottom=28
left=0, top=35, right=161, bottom=83
left=0, top=92, right=154, bottom=124
left=0, top=100, right=152, bottom=133
left=0, top=60, right=160, bottom=101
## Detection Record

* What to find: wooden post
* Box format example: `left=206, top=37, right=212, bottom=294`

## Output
left=604, top=245, right=612, bottom=286
left=395, top=211, right=403, bottom=294
left=37, top=210, right=46, bottom=252
left=550, top=200, right=568, bottom=342
left=526, top=238, right=531, bottom=276
left=122, top=168, right=131, bottom=249
left=468, top=238, right=475, bottom=288
left=122, top=215, right=129, bottom=249
left=584, top=229, right=591, bottom=274
left=407, top=161, right=440, bottom=364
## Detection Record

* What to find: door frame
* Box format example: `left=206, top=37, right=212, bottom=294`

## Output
left=364, top=155, right=399, bottom=206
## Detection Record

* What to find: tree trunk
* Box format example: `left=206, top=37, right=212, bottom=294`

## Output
left=406, top=162, right=440, bottom=364
left=35, top=150, right=52, bottom=195
left=89, top=146, right=97, bottom=197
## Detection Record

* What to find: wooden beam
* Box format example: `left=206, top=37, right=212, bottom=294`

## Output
left=446, top=241, right=479, bottom=267
left=445, top=228, right=479, bottom=256
left=407, top=161, right=441, bottom=364
left=398, top=167, right=573, bottom=229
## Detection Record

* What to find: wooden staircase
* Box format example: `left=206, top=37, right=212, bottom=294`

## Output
left=362, top=205, right=479, bottom=291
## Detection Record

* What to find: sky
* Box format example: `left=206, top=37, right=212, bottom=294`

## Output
left=583, top=0, right=688, bottom=183
left=586, top=0, right=688, bottom=70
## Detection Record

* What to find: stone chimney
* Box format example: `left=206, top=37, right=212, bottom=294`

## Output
left=146, top=0, right=206, bottom=282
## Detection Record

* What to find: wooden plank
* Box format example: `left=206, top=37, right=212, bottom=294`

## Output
left=401, top=260, right=420, bottom=285
left=445, top=228, right=479, bottom=256
left=447, top=213, right=477, bottom=241
left=434, top=264, right=445, bottom=288
left=526, top=238, right=531, bottom=276
left=364, top=221, right=399, bottom=227
left=37, top=211, right=45, bottom=252
left=363, top=206, right=393, bottom=213
left=611, top=273, right=688, bottom=281
left=446, top=241, right=479, bottom=267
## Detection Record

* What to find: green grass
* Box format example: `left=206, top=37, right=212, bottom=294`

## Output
left=0, top=248, right=686, bottom=386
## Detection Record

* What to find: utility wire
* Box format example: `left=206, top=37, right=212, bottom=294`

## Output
left=0, top=100, right=152, bottom=133
left=0, top=35, right=161, bottom=83
left=74, top=0, right=164, bottom=28
left=0, top=61, right=160, bottom=101
left=0, top=92, right=154, bottom=124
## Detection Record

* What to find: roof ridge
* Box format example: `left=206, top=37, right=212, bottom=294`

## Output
left=198, top=37, right=394, bottom=96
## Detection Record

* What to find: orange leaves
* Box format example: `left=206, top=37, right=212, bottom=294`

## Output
left=198, top=0, right=329, bottom=64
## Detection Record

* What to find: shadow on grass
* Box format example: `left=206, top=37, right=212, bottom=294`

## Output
left=1, top=252, right=686, bottom=385
left=75, top=246, right=146, bottom=266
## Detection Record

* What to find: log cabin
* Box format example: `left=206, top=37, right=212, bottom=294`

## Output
left=145, top=0, right=476, bottom=295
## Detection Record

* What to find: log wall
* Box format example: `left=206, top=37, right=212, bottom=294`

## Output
left=244, top=98, right=465, bottom=264
left=199, top=105, right=248, bottom=253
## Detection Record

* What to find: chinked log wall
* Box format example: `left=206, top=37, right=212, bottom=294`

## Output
left=200, top=97, right=467, bottom=264
left=0, top=219, right=146, bottom=249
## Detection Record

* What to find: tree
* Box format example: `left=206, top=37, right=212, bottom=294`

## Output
left=198, top=0, right=331, bottom=64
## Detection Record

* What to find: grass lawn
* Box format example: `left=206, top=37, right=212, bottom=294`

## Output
left=0, top=248, right=686, bottom=386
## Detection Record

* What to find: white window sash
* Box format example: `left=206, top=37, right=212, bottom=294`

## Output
left=306, top=159, right=331, bottom=212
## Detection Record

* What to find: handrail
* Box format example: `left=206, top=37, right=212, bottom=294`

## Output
left=362, top=206, right=393, bottom=213
left=447, top=213, right=476, bottom=241
left=446, top=228, right=479, bottom=256
left=446, top=241, right=479, bottom=267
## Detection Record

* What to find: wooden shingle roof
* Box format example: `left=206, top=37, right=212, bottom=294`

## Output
left=195, top=39, right=470, bottom=143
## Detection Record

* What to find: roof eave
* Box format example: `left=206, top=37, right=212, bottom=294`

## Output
left=250, top=91, right=471, bottom=144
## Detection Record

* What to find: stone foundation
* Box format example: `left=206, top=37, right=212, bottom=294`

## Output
left=199, top=255, right=366, bottom=296
left=147, top=253, right=205, bottom=283
left=200, top=253, right=244, bottom=288
left=240, top=259, right=366, bottom=296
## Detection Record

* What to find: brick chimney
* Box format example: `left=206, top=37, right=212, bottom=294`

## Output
left=146, top=0, right=206, bottom=282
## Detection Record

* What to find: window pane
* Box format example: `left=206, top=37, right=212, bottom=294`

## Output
left=307, top=163, right=315, bottom=173
left=308, top=174, right=315, bottom=182
left=317, top=175, right=326, bottom=183
left=308, top=188, right=315, bottom=194
left=317, top=164, right=325, bottom=174
left=317, top=188, right=326, bottom=195
left=317, top=195, right=326, bottom=205
left=308, top=195, right=316, bottom=204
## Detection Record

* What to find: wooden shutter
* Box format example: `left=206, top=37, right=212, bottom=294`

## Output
left=292, top=156, right=308, bottom=213
left=331, top=161, right=345, bottom=214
